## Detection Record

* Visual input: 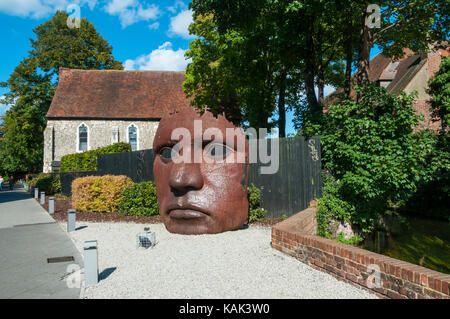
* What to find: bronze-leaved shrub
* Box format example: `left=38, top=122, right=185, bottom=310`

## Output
left=72, top=175, right=134, bottom=212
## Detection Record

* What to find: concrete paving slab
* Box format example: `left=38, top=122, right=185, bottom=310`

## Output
left=0, top=189, right=83, bottom=299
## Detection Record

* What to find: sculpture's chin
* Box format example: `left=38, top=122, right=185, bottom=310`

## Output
left=163, top=215, right=245, bottom=235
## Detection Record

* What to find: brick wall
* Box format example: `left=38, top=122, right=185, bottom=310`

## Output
left=271, top=207, right=450, bottom=299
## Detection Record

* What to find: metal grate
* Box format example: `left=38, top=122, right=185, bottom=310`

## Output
left=47, top=256, right=75, bottom=263
left=136, top=230, right=156, bottom=249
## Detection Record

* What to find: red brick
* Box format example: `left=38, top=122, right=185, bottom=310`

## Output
left=421, top=274, right=428, bottom=286
left=387, top=290, right=407, bottom=299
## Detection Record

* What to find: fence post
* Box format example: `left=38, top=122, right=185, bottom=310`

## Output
left=49, top=197, right=55, bottom=214
left=83, top=240, right=98, bottom=286
left=67, top=208, right=76, bottom=232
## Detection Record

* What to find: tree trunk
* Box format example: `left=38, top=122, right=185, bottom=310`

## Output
left=304, top=13, right=321, bottom=114
left=317, top=26, right=325, bottom=104
left=356, top=7, right=371, bottom=89
left=278, top=69, right=287, bottom=138
left=344, top=8, right=353, bottom=99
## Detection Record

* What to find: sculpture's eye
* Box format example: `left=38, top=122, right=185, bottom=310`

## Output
left=204, top=143, right=233, bottom=161
left=159, top=146, right=175, bottom=162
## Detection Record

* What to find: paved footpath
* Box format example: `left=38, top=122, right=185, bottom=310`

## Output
left=0, top=188, right=83, bottom=299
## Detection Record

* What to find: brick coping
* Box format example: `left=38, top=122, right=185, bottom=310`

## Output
left=271, top=207, right=450, bottom=299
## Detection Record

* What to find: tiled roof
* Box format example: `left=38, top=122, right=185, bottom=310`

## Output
left=46, top=68, right=191, bottom=119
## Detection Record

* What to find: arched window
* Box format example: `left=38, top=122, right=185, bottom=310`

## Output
left=128, top=124, right=138, bottom=151
left=78, top=123, right=88, bottom=152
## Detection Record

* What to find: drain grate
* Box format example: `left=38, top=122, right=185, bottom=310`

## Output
left=47, top=256, right=75, bottom=263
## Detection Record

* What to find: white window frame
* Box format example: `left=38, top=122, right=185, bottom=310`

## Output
left=77, top=122, right=90, bottom=153
left=127, top=123, right=139, bottom=151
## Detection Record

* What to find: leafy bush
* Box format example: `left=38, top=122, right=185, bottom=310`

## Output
left=60, top=142, right=131, bottom=172
left=34, top=174, right=61, bottom=195
left=72, top=175, right=134, bottom=212
left=247, top=183, right=266, bottom=223
left=118, top=181, right=159, bottom=216
left=300, top=84, right=445, bottom=240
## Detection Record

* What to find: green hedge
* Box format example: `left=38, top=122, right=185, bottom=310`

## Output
left=60, top=142, right=131, bottom=172
left=31, top=173, right=61, bottom=195
left=118, top=181, right=159, bottom=216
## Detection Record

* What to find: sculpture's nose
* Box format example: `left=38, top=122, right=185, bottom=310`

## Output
left=169, top=162, right=204, bottom=196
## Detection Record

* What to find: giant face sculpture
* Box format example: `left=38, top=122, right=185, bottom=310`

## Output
left=153, top=107, right=249, bottom=235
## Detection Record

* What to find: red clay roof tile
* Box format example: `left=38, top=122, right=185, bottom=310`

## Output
left=46, top=68, right=191, bottom=119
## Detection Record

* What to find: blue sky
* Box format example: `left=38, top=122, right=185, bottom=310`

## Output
left=0, top=0, right=381, bottom=134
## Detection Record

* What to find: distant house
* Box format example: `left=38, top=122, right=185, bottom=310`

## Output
left=43, top=68, right=190, bottom=173
left=325, top=47, right=450, bottom=131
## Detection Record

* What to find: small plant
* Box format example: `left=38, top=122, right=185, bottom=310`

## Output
left=118, top=181, right=159, bottom=217
left=282, top=214, right=288, bottom=220
left=247, top=183, right=267, bottom=223
left=336, top=232, right=363, bottom=246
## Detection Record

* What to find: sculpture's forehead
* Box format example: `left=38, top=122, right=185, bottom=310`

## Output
left=154, top=108, right=244, bottom=147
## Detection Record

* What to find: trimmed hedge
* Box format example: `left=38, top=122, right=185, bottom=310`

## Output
left=72, top=175, right=134, bottom=213
left=60, top=142, right=131, bottom=173
left=119, top=181, right=159, bottom=216
left=34, top=174, right=61, bottom=195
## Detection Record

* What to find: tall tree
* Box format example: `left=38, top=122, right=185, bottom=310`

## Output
left=0, top=10, right=123, bottom=175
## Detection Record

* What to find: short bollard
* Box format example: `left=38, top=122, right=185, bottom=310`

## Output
left=34, top=188, right=39, bottom=199
left=67, top=209, right=76, bottom=232
left=49, top=197, right=55, bottom=214
left=83, top=240, right=98, bottom=286
left=40, top=192, right=45, bottom=205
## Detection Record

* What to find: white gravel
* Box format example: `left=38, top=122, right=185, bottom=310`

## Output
left=60, top=221, right=378, bottom=299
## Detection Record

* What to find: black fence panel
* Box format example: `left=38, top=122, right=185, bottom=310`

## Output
left=60, top=171, right=99, bottom=196
left=60, top=136, right=322, bottom=217
left=248, top=136, right=322, bottom=218
left=97, top=149, right=155, bottom=182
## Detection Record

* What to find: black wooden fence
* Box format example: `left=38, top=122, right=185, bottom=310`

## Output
left=60, top=136, right=322, bottom=218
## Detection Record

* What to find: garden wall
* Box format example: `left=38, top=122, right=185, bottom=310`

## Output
left=60, top=136, right=322, bottom=218
left=271, top=207, right=450, bottom=299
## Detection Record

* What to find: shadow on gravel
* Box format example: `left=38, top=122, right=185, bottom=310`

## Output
left=99, top=267, right=117, bottom=281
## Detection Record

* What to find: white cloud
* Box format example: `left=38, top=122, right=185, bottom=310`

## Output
left=168, top=9, right=195, bottom=39
left=104, top=0, right=159, bottom=28
left=0, top=0, right=97, bottom=19
left=167, top=0, right=186, bottom=14
left=124, top=42, right=191, bottom=71
left=148, top=21, right=159, bottom=30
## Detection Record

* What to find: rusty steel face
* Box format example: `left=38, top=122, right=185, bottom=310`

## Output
left=153, top=107, right=249, bottom=235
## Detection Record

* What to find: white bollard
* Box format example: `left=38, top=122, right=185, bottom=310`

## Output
left=84, top=240, right=98, bottom=286
left=34, top=188, right=39, bottom=199
left=49, top=197, right=55, bottom=214
left=67, top=208, right=76, bottom=232
left=40, top=192, right=45, bottom=205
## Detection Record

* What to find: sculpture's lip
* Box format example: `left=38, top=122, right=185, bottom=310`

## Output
left=167, top=205, right=210, bottom=219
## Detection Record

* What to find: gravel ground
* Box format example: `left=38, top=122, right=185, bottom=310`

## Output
left=60, top=221, right=378, bottom=299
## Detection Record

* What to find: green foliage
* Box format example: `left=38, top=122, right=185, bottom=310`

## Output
left=247, top=183, right=267, bottom=223
left=33, top=174, right=61, bottom=195
left=336, top=232, right=363, bottom=246
left=60, top=142, right=131, bottom=172
left=0, top=107, right=45, bottom=175
left=428, top=56, right=450, bottom=133
left=307, top=85, right=448, bottom=241
left=118, top=181, right=159, bottom=217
